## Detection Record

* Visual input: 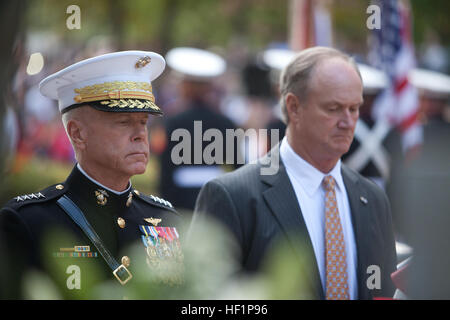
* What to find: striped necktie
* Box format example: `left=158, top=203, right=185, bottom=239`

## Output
left=323, top=175, right=349, bottom=300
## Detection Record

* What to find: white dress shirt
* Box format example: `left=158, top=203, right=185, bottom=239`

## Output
left=279, top=137, right=358, bottom=299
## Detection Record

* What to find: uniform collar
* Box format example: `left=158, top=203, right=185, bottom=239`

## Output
left=65, top=164, right=132, bottom=215
left=279, top=137, right=345, bottom=197
left=76, top=163, right=131, bottom=195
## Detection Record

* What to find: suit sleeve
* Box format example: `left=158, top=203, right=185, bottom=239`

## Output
left=190, top=179, right=245, bottom=263
left=380, top=191, right=398, bottom=297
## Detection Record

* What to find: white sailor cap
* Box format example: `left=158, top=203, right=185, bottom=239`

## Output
left=409, top=68, right=450, bottom=96
left=356, top=63, right=388, bottom=93
left=262, top=48, right=296, bottom=71
left=165, top=47, right=226, bottom=80
left=39, top=50, right=166, bottom=114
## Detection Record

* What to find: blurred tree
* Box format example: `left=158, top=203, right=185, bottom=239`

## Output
left=411, top=0, right=450, bottom=47
left=24, top=0, right=289, bottom=53
left=0, top=0, right=27, bottom=182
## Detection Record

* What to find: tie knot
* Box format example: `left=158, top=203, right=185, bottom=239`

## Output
left=323, top=175, right=336, bottom=191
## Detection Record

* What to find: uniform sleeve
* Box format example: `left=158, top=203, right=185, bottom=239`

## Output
left=190, top=179, right=244, bottom=262
left=0, top=208, right=36, bottom=299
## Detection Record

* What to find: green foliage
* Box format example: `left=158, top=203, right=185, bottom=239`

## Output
left=410, top=0, right=450, bottom=45
left=25, top=0, right=289, bottom=52
left=18, top=214, right=315, bottom=300
left=0, top=156, right=160, bottom=207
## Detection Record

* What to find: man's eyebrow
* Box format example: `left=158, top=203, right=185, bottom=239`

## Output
left=322, top=100, right=364, bottom=107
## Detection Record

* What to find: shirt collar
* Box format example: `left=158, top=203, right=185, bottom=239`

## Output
left=280, top=136, right=345, bottom=197
left=77, top=163, right=131, bottom=195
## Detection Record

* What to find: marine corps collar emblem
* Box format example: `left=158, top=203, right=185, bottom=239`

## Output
left=95, top=189, right=109, bottom=206
left=144, top=217, right=162, bottom=226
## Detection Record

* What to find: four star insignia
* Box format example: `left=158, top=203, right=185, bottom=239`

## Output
left=15, top=192, right=45, bottom=202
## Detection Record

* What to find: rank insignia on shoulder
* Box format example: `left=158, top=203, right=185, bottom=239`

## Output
left=150, top=195, right=173, bottom=208
left=15, top=192, right=45, bottom=202
left=133, top=192, right=178, bottom=214
left=144, top=217, right=162, bottom=226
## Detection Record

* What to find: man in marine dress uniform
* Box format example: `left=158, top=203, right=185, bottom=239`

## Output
left=0, top=51, right=183, bottom=299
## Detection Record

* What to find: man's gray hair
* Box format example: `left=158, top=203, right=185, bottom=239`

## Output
left=279, top=46, right=361, bottom=124
left=61, top=105, right=90, bottom=161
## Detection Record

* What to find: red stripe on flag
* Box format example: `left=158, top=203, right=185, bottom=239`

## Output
left=394, top=77, right=409, bottom=94
left=399, top=110, right=419, bottom=133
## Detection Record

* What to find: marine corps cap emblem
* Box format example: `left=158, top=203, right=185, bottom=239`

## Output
left=135, top=56, right=151, bottom=68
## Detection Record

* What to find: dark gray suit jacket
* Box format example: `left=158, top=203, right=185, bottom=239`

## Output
left=192, top=145, right=397, bottom=299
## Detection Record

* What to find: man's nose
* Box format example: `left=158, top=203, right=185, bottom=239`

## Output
left=338, top=109, right=357, bottom=129
left=132, top=124, right=148, bottom=142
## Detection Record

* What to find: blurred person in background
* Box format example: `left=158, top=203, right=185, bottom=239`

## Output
left=222, top=56, right=275, bottom=163
left=0, top=51, right=183, bottom=299
left=158, top=47, right=239, bottom=219
left=220, top=47, right=295, bottom=163
left=389, top=69, right=450, bottom=299
left=261, top=47, right=298, bottom=147
left=341, top=63, right=401, bottom=191
left=192, top=46, right=397, bottom=300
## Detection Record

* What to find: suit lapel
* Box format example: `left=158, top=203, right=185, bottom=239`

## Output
left=260, top=147, right=324, bottom=299
left=341, top=165, right=371, bottom=300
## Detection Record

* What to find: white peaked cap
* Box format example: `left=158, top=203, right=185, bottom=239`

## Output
left=39, top=50, right=166, bottom=114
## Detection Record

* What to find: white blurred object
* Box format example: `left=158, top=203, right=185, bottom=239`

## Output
left=357, top=63, right=388, bottom=93
left=173, top=166, right=226, bottom=188
left=392, top=256, right=412, bottom=300
left=166, top=47, right=226, bottom=79
left=409, top=68, right=450, bottom=95
left=25, top=85, right=57, bottom=123
left=26, top=52, right=44, bottom=75
left=396, top=241, right=413, bottom=261
left=220, top=95, right=250, bottom=127
left=262, top=48, right=296, bottom=71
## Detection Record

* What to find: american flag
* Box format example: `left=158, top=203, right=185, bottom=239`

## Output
left=369, top=0, right=423, bottom=152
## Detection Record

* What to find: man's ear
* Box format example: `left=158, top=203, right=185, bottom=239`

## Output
left=67, top=119, right=87, bottom=151
left=285, top=93, right=301, bottom=123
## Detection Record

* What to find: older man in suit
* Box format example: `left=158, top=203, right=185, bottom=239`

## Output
left=192, top=47, right=397, bottom=300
